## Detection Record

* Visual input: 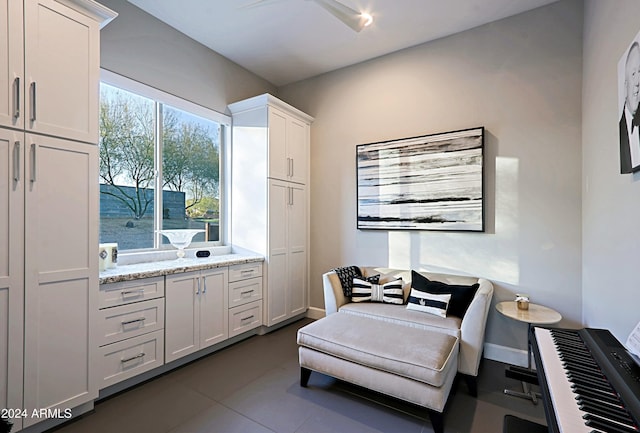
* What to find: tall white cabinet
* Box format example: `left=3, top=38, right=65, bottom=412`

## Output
left=0, top=1, right=116, bottom=430
left=229, top=94, right=313, bottom=328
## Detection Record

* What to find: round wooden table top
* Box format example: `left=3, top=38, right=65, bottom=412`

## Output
left=496, top=301, right=562, bottom=325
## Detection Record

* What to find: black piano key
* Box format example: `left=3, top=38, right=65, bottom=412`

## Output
left=572, top=379, right=616, bottom=394
left=561, top=352, right=601, bottom=366
left=576, top=391, right=625, bottom=407
left=568, top=370, right=611, bottom=385
left=579, top=402, right=636, bottom=427
left=579, top=401, right=634, bottom=424
left=583, top=414, right=639, bottom=433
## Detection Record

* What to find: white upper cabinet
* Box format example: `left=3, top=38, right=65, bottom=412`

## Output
left=0, top=0, right=24, bottom=130
left=1, top=0, right=116, bottom=143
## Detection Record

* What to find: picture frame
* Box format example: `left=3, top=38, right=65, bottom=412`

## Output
left=356, top=127, right=484, bottom=232
left=618, top=30, right=640, bottom=173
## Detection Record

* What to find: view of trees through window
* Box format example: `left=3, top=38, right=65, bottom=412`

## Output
left=99, top=81, right=223, bottom=251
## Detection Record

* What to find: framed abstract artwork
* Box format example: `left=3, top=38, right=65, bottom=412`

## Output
left=356, top=127, right=484, bottom=232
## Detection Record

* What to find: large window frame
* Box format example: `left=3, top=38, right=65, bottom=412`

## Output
left=99, top=69, right=230, bottom=252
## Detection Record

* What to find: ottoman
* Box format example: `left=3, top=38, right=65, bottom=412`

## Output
left=297, top=313, right=459, bottom=433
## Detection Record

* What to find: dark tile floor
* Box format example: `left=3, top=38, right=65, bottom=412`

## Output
left=50, top=319, right=546, bottom=433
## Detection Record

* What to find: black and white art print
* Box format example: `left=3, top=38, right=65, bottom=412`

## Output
left=357, top=127, right=484, bottom=232
left=618, top=30, right=640, bottom=173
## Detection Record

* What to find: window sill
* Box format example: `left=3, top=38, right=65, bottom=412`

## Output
left=117, top=245, right=233, bottom=266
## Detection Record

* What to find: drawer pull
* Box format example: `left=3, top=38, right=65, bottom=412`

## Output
left=121, top=352, right=145, bottom=363
left=240, top=269, right=254, bottom=274
left=121, top=289, right=144, bottom=297
left=240, top=315, right=255, bottom=322
left=240, top=290, right=254, bottom=296
left=121, top=317, right=146, bottom=326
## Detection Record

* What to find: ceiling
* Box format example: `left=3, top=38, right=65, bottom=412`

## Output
left=127, top=0, right=559, bottom=87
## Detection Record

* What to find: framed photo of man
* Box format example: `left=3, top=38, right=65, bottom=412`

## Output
left=618, top=32, right=640, bottom=173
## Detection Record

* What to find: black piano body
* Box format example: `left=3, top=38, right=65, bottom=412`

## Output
left=530, top=326, right=640, bottom=433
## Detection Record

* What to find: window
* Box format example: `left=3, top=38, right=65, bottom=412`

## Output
left=99, top=70, right=229, bottom=251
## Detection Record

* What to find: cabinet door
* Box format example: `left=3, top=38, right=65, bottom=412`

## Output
left=24, top=0, right=100, bottom=143
left=267, top=107, right=288, bottom=181
left=287, top=117, right=308, bottom=185
left=266, top=180, right=288, bottom=326
left=165, top=272, right=199, bottom=363
left=287, top=184, right=307, bottom=317
left=23, top=134, right=98, bottom=425
left=199, top=268, right=228, bottom=348
left=0, top=128, right=24, bottom=430
left=0, top=0, right=23, bottom=129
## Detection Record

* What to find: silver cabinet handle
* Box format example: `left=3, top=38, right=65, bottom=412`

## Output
left=202, top=276, right=207, bottom=294
left=121, top=353, right=145, bottom=363
left=13, top=141, right=20, bottom=182
left=291, top=158, right=294, bottom=177
left=240, top=315, right=255, bottom=322
left=29, top=82, right=36, bottom=122
left=240, top=269, right=254, bottom=274
left=29, top=143, right=36, bottom=182
left=121, top=289, right=144, bottom=297
left=196, top=278, right=201, bottom=295
left=121, top=317, right=146, bottom=326
left=286, top=157, right=291, bottom=177
left=240, top=289, right=254, bottom=296
left=13, top=77, right=20, bottom=119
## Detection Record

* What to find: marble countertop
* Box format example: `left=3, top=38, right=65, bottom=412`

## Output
left=99, top=253, right=264, bottom=284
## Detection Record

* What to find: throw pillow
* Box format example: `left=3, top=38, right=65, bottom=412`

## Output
left=351, top=277, right=404, bottom=304
left=331, top=266, right=363, bottom=297
left=410, top=270, right=479, bottom=318
left=406, top=289, right=451, bottom=317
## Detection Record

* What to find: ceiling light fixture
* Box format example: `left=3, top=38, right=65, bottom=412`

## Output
left=310, top=0, right=373, bottom=32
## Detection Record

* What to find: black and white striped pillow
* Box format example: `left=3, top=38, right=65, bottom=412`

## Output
left=351, top=277, right=404, bottom=304
left=406, top=289, right=451, bottom=317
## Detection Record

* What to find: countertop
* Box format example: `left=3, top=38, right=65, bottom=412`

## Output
left=99, top=253, right=264, bottom=284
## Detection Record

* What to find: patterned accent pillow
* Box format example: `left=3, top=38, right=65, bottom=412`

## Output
left=410, top=270, right=479, bottom=318
left=406, top=289, right=451, bottom=317
left=331, top=266, right=363, bottom=297
left=351, top=277, right=404, bottom=304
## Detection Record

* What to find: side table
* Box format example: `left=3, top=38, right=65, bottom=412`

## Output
left=496, top=301, right=561, bottom=404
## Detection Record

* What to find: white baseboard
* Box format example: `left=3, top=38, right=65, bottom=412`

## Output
left=484, top=343, right=532, bottom=368
left=306, top=307, right=326, bottom=320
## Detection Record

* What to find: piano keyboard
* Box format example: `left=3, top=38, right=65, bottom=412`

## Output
left=534, top=328, right=639, bottom=433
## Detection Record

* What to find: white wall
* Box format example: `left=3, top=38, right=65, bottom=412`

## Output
left=582, top=1, right=640, bottom=343
left=279, top=0, right=584, bottom=353
left=99, top=0, right=276, bottom=115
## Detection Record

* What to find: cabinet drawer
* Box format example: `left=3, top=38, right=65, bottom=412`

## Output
left=99, top=276, right=164, bottom=309
left=228, top=278, right=262, bottom=308
left=97, top=298, right=165, bottom=347
left=228, top=262, right=262, bottom=282
left=229, top=301, right=262, bottom=338
left=98, top=330, right=164, bottom=389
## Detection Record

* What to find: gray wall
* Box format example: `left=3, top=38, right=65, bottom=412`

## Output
left=582, top=1, right=640, bottom=343
left=99, top=0, right=277, bottom=115
left=279, top=0, right=584, bottom=353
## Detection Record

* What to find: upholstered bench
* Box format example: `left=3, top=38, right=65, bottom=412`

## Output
left=297, top=313, right=459, bottom=433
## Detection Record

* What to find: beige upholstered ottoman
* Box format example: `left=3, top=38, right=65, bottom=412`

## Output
left=297, top=313, right=459, bottom=433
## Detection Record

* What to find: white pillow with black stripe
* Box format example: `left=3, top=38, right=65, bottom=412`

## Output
left=406, top=288, right=451, bottom=317
left=351, top=277, right=404, bottom=304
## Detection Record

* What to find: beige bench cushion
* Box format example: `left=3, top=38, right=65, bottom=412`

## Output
left=297, top=313, right=458, bottom=388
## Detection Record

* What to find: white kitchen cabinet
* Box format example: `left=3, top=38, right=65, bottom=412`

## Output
left=1, top=0, right=114, bottom=143
left=229, top=94, right=312, bottom=329
left=267, top=180, right=307, bottom=325
left=0, top=0, right=24, bottom=130
left=267, top=106, right=309, bottom=185
left=22, top=133, right=99, bottom=427
left=0, top=1, right=116, bottom=430
left=165, top=268, right=228, bottom=363
left=228, top=263, right=263, bottom=337
left=0, top=128, right=24, bottom=430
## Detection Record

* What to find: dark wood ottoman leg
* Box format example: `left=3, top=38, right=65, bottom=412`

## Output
left=429, top=410, right=444, bottom=433
left=463, top=374, right=478, bottom=397
left=300, top=367, right=312, bottom=387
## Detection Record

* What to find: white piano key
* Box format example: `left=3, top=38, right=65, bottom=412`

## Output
left=535, top=328, right=594, bottom=433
